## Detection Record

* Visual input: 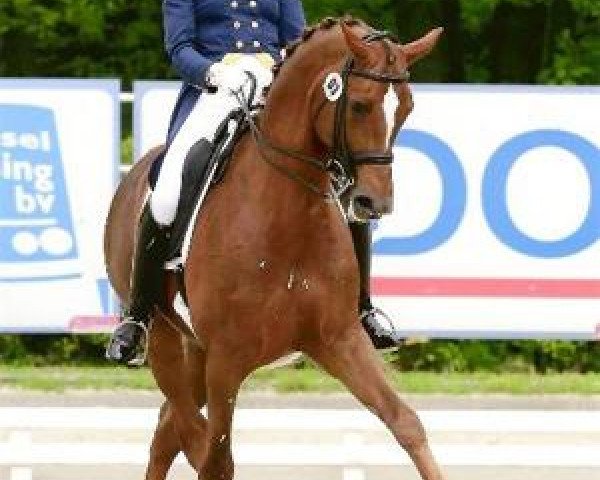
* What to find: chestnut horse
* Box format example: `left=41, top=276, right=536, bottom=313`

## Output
left=104, top=18, right=444, bottom=480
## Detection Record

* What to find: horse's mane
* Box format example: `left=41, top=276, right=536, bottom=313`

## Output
left=275, top=17, right=362, bottom=74
left=265, top=16, right=365, bottom=95
left=267, top=16, right=401, bottom=96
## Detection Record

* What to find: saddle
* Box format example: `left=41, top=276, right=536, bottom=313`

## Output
left=165, top=109, right=249, bottom=262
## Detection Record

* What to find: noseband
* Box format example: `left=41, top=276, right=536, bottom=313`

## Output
left=234, top=30, right=410, bottom=200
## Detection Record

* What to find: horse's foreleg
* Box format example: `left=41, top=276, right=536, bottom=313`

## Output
left=199, top=350, right=247, bottom=480
left=147, top=315, right=208, bottom=475
left=308, top=327, right=446, bottom=480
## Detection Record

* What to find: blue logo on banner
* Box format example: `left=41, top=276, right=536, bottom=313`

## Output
left=0, top=105, right=79, bottom=279
left=374, top=129, right=467, bottom=255
left=374, top=128, right=600, bottom=258
left=96, top=278, right=117, bottom=315
left=482, top=129, right=600, bottom=258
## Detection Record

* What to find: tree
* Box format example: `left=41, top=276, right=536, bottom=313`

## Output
left=0, top=1, right=597, bottom=88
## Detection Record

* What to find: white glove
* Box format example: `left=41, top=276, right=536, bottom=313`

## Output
left=232, top=55, right=274, bottom=89
left=205, top=62, right=249, bottom=94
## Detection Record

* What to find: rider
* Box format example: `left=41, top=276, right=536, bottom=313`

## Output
left=106, top=1, right=401, bottom=364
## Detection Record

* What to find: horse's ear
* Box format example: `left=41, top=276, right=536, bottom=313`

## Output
left=341, top=22, right=372, bottom=63
left=402, top=27, right=443, bottom=66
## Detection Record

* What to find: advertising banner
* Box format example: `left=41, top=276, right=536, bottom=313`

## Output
left=0, top=79, right=120, bottom=332
left=133, top=81, right=181, bottom=160
left=134, top=83, right=600, bottom=339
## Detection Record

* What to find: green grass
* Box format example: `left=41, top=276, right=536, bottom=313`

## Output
left=0, top=365, right=155, bottom=391
left=2, top=365, right=600, bottom=394
left=249, top=368, right=600, bottom=395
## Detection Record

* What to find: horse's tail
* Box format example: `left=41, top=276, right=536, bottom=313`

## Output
left=103, top=145, right=164, bottom=303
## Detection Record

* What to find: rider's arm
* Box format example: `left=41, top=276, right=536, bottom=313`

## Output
left=278, top=0, right=306, bottom=46
left=163, top=0, right=212, bottom=86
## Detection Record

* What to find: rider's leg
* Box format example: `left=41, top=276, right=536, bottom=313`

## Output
left=350, top=221, right=402, bottom=349
left=106, top=90, right=241, bottom=364
left=106, top=203, right=170, bottom=363
left=151, top=91, right=240, bottom=226
left=107, top=62, right=271, bottom=364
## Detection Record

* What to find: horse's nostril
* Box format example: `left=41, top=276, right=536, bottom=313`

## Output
left=353, top=195, right=374, bottom=213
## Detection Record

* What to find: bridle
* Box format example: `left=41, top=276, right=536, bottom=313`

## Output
left=233, top=30, right=410, bottom=200
left=331, top=32, right=410, bottom=170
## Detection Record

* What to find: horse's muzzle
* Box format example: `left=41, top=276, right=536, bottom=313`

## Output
left=348, top=191, right=393, bottom=222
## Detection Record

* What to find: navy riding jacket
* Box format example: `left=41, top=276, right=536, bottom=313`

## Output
left=163, top=0, right=306, bottom=143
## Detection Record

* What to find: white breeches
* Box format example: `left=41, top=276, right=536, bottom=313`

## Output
left=150, top=56, right=273, bottom=226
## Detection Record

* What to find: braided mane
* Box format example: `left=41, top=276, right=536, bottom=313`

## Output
left=266, top=16, right=400, bottom=97
left=265, top=16, right=365, bottom=94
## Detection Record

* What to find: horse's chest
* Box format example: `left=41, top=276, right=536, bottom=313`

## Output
left=187, top=191, right=358, bottom=320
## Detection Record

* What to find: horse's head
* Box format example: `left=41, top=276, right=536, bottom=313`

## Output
left=261, top=19, right=442, bottom=221
left=310, top=22, right=443, bottom=221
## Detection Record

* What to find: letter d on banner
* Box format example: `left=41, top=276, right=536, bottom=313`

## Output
left=0, top=105, right=80, bottom=281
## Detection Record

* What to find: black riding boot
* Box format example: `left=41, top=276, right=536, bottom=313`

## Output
left=350, top=221, right=401, bottom=350
left=105, top=204, right=170, bottom=365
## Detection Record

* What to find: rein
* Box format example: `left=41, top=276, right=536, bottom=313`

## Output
left=233, top=87, right=335, bottom=199
left=232, top=30, right=409, bottom=200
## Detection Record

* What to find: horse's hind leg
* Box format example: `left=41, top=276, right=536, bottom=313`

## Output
left=147, top=315, right=208, bottom=477
left=308, top=327, right=446, bottom=480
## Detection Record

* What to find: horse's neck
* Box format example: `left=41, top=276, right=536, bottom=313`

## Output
left=219, top=41, right=350, bottom=249
left=260, top=39, right=337, bottom=153
left=218, top=132, right=343, bottom=257
left=260, top=100, right=320, bottom=162
left=256, top=34, right=348, bottom=193
left=242, top=136, right=331, bottom=221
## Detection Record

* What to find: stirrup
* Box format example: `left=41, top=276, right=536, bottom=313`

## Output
left=360, top=306, right=402, bottom=347
left=106, top=317, right=150, bottom=367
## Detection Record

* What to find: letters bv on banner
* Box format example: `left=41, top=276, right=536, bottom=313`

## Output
left=0, top=80, right=120, bottom=333
left=134, top=82, right=600, bottom=339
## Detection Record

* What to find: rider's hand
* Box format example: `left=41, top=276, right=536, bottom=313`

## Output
left=205, top=62, right=249, bottom=93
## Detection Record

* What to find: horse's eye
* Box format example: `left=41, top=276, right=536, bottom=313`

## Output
left=351, top=101, right=371, bottom=116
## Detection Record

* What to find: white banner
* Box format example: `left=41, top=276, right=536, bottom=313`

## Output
left=133, top=81, right=180, bottom=160
left=0, top=79, right=120, bottom=332
left=134, top=83, right=600, bottom=339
